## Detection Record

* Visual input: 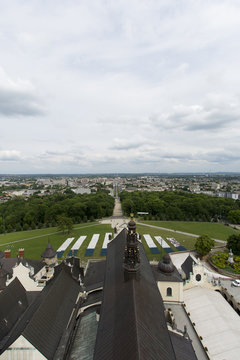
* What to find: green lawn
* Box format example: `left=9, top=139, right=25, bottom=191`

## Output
left=0, top=222, right=112, bottom=260
left=137, top=224, right=197, bottom=261
left=139, top=220, right=238, bottom=241
left=0, top=220, right=230, bottom=262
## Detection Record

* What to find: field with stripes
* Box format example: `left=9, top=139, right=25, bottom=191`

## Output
left=0, top=221, right=198, bottom=261
left=54, top=232, right=187, bottom=261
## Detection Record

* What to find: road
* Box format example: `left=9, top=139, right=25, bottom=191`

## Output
left=101, top=198, right=128, bottom=231
left=112, top=198, right=123, bottom=217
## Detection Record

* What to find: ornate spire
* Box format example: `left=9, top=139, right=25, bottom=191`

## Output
left=123, top=214, right=140, bottom=281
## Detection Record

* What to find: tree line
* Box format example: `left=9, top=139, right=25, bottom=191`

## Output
left=0, top=191, right=114, bottom=233
left=120, top=190, right=240, bottom=223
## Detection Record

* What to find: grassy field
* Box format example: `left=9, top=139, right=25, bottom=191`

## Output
left=137, top=224, right=198, bottom=261
left=0, top=220, right=232, bottom=262
left=139, top=220, right=239, bottom=241
left=0, top=222, right=112, bottom=260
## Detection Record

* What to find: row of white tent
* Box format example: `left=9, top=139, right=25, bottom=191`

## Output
left=56, top=233, right=186, bottom=258
left=142, top=234, right=186, bottom=253
left=56, top=233, right=112, bottom=257
left=143, top=235, right=174, bottom=254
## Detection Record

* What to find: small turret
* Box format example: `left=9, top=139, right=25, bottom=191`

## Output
left=41, top=242, right=57, bottom=267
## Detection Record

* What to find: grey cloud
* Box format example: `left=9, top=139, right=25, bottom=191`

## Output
left=151, top=102, right=240, bottom=132
left=0, top=68, right=44, bottom=117
left=153, top=151, right=240, bottom=165
left=110, top=143, right=142, bottom=151
left=0, top=150, right=22, bottom=161
left=109, top=136, right=149, bottom=151
left=98, top=115, right=143, bottom=127
left=184, top=110, right=239, bottom=131
left=0, top=89, right=44, bottom=117
left=204, top=152, right=240, bottom=163
left=37, top=150, right=85, bottom=162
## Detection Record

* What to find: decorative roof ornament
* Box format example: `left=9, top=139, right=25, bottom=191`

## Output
left=158, top=254, right=175, bottom=274
left=123, top=214, right=140, bottom=281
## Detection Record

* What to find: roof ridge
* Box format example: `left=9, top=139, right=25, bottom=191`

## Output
left=132, top=279, right=141, bottom=359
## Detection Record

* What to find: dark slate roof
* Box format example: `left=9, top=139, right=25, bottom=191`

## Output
left=0, top=258, right=18, bottom=278
left=93, top=229, right=177, bottom=360
left=169, top=332, right=197, bottom=360
left=65, top=257, right=84, bottom=281
left=151, top=264, right=183, bottom=283
left=0, top=272, right=59, bottom=354
left=26, top=291, right=41, bottom=305
left=41, top=242, right=57, bottom=258
left=0, top=257, right=44, bottom=278
left=181, top=255, right=196, bottom=280
left=84, top=260, right=106, bottom=291
left=51, top=261, right=72, bottom=280
left=23, top=266, right=80, bottom=360
left=0, top=266, right=8, bottom=290
left=0, top=263, right=76, bottom=355
left=0, top=277, right=28, bottom=341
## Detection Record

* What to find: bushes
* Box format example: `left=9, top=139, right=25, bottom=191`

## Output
left=227, top=234, right=240, bottom=255
left=211, top=251, right=240, bottom=273
left=233, top=263, right=240, bottom=274
left=213, top=260, right=226, bottom=269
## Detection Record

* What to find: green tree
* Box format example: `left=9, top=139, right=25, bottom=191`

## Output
left=227, top=234, right=240, bottom=255
left=227, top=210, right=240, bottom=224
left=195, top=235, right=215, bottom=256
left=65, top=217, right=73, bottom=233
left=57, top=215, right=73, bottom=234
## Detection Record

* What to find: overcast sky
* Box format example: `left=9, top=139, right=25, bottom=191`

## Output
left=1, top=0, right=240, bottom=174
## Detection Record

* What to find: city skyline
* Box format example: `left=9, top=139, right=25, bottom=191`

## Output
left=1, top=1, right=240, bottom=174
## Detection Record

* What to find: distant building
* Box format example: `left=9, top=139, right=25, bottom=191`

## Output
left=216, top=192, right=239, bottom=200
left=72, top=187, right=91, bottom=194
left=211, top=182, right=220, bottom=191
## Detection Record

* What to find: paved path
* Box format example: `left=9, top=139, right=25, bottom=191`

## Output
left=112, top=198, right=123, bottom=217
left=137, top=222, right=226, bottom=244
left=101, top=198, right=128, bottom=231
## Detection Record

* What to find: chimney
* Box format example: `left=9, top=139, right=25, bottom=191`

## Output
left=4, top=250, right=11, bottom=258
left=19, top=248, right=24, bottom=258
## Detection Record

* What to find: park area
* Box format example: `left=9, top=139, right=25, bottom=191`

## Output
left=210, top=251, right=240, bottom=274
left=140, top=220, right=239, bottom=240
left=0, top=220, right=239, bottom=262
